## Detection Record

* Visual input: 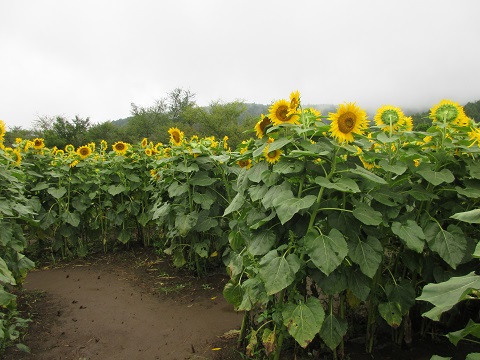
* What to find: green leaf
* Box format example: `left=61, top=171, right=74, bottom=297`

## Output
left=107, top=184, right=127, bottom=196
left=272, top=193, right=316, bottom=225
left=311, top=269, right=348, bottom=296
left=345, top=267, right=371, bottom=301
left=350, top=165, right=387, bottom=184
left=47, top=186, right=67, bottom=199
left=352, top=203, right=383, bottom=226
left=248, top=184, right=268, bottom=202
left=273, top=159, right=304, bottom=174
left=126, top=173, right=141, bottom=182
left=192, top=191, right=216, bottom=210
left=0, top=288, right=17, bottom=307
left=193, top=241, right=209, bottom=258
left=176, top=162, right=199, bottom=173
left=117, top=229, right=131, bottom=244
left=0, top=258, right=16, bottom=285
left=62, top=211, right=80, bottom=227
left=450, top=209, right=480, bottom=224
left=247, top=162, right=268, bottom=183
left=30, top=182, right=50, bottom=191
left=189, top=172, right=216, bottom=186
left=304, top=229, right=348, bottom=276
left=223, top=193, right=245, bottom=216
left=152, top=203, right=170, bottom=221
left=430, top=356, right=451, bottom=360
left=319, top=314, right=348, bottom=350
left=223, top=282, right=244, bottom=308
left=259, top=250, right=300, bottom=295
left=466, top=354, right=480, bottom=360
left=447, top=319, right=480, bottom=346
left=239, top=278, right=269, bottom=311
left=175, top=212, right=199, bottom=236
left=167, top=182, right=188, bottom=197
left=193, top=212, right=218, bottom=232
left=267, top=138, right=291, bottom=152
left=248, top=229, right=277, bottom=256
left=282, top=297, right=325, bottom=348
left=417, top=168, right=455, bottom=186
left=391, top=220, right=425, bottom=253
left=425, top=223, right=466, bottom=269
left=0, top=200, right=14, bottom=216
left=261, top=181, right=291, bottom=209
left=378, top=302, right=403, bottom=328
left=417, top=272, right=480, bottom=321
left=315, top=176, right=360, bottom=193
left=473, top=242, right=480, bottom=258
left=378, top=160, right=408, bottom=175
left=348, top=236, right=383, bottom=278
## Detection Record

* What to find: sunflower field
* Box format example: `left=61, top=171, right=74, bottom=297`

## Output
left=1, top=93, right=480, bottom=358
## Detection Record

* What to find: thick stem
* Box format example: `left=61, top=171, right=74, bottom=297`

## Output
left=237, top=311, right=249, bottom=350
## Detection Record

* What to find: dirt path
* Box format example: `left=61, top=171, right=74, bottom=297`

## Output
left=5, top=251, right=243, bottom=360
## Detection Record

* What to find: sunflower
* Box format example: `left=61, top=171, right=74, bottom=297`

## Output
left=15, top=137, right=22, bottom=144
left=145, top=148, right=153, bottom=156
left=429, top=99, right=467, bottom=126
left=55, top=149, right=65, bottom=156
left=254, top=114, right=272, bottom=139
left=374, top=105, right=406, bottom=133
left=0, top=119, right=5, bottom=138
left=269, top=99, right=300, bottom=126
left=65, top=144, right=75, bottom=153
left=237, top=159, right=252, bottom=169
left=168, top=127, right=184, bottom=146
left=100, top=140, right=108, bottom=151
left=468, top=127, right=480, bottom=147
left=328, top=103, right=368, bottom=143
left=289, top=90, right=301, bottom=112
left=154, top=142, right=163, bottom=153
left=11, top=149, right=22, bottom=166
left=32, top=138, right=45, bottom=150
left=70, top=160, right=79, bottom=168
left=141, top=138, right=148, bottom=148
left=112, top=141, right=128, bottom=155
left=264, top=146, right=282, bottom=164
left=190, top=135, right=199, bottom=142
left=403, top=116, right=413, bottom=131
left=77, top=145, right=92, bottom=159
left=223, top=135, right=229, bottom=150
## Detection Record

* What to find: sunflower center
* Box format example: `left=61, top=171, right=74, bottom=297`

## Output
left=80, top=148, right=89, bottom=156
left=267, top=151, right=277, bottom=158
left=276, top=105, right=289, bottom=122
left=172, top=133, right=180, bottom=143
left=34, top=140, right=42, bottom=146
left=260, top=116, right=271, bottom=131
left=338, top=112, right=356, bottom=134
left=239, top=160, right=249, bottom=167
left=116, top=144, right=125, bottom=151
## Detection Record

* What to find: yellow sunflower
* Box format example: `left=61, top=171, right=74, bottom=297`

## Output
left=264, top=146, right=282, bottom=164
left=88, top=142, right=96, bottom=152
left=77, top=145, right=92, bottom=159
left=55, top=149, right=65, bottom=156
left=154, top=142, right=163, bottom=153
left=328, top=103, right=368, bottom=143
left=237, top=159, right=252, bottom=169
left=255, top=114, right=272, bottom=139
left=141, top=138, right=148, bottom=148
left=11, top=149, right=22, bottom=166
left=70, top=160, right=79, bottom=168
left=168, top=127, right=184, bottom=146
left=0, top=119, right=5, bottom=138
left=190, top=135, right=199, bottom=142
left=145, top=148, right=153, bottom=156
left=112, top=141, right=128, bottom=155
left=100, top=140, right=108, bottom=151
left=223, top=135, right=229, bottom=150
left=269, top=99, right=300, bottom=126
left=374, top=105, right=406, bottom=133
left=468, top=127, right=480, bottom=147
left=32, top=138, right=45, bottom=150
left=65, top=144, right=75, bottom=153
left=289, top=90, right=301, bottom=112
left=429, top=99, right=467, bottom=126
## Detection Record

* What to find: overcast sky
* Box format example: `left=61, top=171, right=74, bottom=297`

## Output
left=1, top=0, right=479, bottom=130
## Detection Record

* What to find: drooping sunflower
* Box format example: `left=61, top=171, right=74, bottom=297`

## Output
left=141, top=138, right=148, bottom=148
left=374, top=105, right=406, bottom=133
left=100, top=140, right=108, bottom=151
left=289, top=90, right=301, bottom=112
left=254, top=114, right=272, bottom=139
left=237, top=159, right=252, bottom=169
left=264, top=145, right=282, bottom=164
left=112, top=141, right=128, bottom=155
left=65, top=144, right=75, bottom=153
left=77, top=145, right=92, bottom=159
left=168, top=127, right=184, bottom=146
left=269, top=99, right=300, bottom=126
left=32, top=138, right=45, bottom=150
left=328, top=103, right=368, bottom=143
left=429, top=99, right=467, bottom=126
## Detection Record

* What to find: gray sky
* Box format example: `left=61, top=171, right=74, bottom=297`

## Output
left=1, top=0, right=479, bottom=130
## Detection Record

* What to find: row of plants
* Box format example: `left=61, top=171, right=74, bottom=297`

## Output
left=1, top=94, right=480, bottom=358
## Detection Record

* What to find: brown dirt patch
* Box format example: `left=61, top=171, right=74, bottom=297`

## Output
left=4, top=249, right=243, bottom=360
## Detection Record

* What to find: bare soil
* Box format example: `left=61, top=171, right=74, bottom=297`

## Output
left=4, top=249, right=243, bottom=360
left=4, top=248, right=480, bottom=360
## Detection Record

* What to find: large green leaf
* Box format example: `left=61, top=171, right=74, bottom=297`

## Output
left=378, top=160, right=407, bottom=175
left=62, top=211, right=80, bottom=227
left=261, top=181, right=291, bottom=209
left=348, top=236, right=383, bottom=278
left=248, top=184, right=268, bottom=202
left=0, top=257, right=16, bottom=285
left=378, top=302, right=403, bottom=328
left=167, top=182, right=188, bottom=197
left=248, top=229, right=276, bottom=256
left=417, top=272, right=480, bottom=321
left=350, top=165, right=387, bottom=184
left=282, top=297, right=325, bottom=348
left=152, top=203, right=170, bottom=220
left=247, top=162, right=268, bottom=183
left=304, top=229, right=348, bottom=276
left=193, top=212, right=218, bottom=232
left=345, top=267, right=371, bottom=301
left=391, top=220, right=425, bottom=253
left=175, top=212, right=199, bottom=236
left=48, top=186, right=67, bottom=199
left=272, top=193, right=316, bottom=225
left=447, top=319, right=480, bottom=346
left=450, top=209, right=480, bottom=224
left=425, top=223, right=467, bottom=269
left=267, top=138, right=291, bottom=152
left=315, top=176, right=360, bottom=193
left=273, top=159, right=304, bottom=174
left=352, top=203, right=383, bottom=226
left=311, top=268, right=348, bottom=296
left=192, top=192, right=216, bottom=210
left=319, top=313, right=348, bottom=350
left=259, top=250, right=300, bottom=295
left=189, top=172, right=216, bottom=186
left=239, top=278, right=269, bottom=311
left=223, top=193, right=245, bottom=216
left=417, top=168, right=455, bottom=186
left=0, top=288, right=16, bottom=307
